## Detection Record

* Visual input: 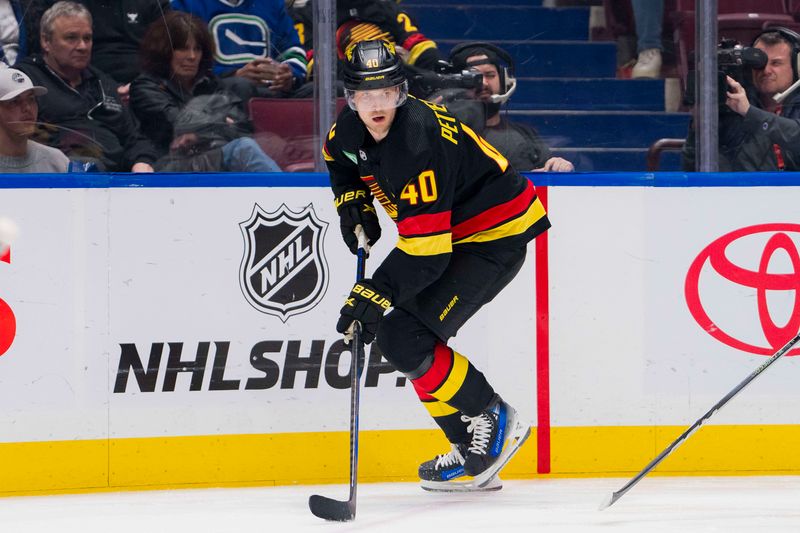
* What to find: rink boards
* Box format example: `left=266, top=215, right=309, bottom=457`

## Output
left=0, top=172, right=799, bottom=495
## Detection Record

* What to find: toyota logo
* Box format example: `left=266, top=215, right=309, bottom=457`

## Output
left=685, top=223, right=800, bottom=356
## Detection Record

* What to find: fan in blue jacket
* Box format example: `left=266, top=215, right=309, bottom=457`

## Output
left=171, top=0, right=308, bottom=93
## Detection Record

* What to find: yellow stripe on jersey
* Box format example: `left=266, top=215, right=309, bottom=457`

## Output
left=422, top=399, right=459, bottom=418
left=461, top=123, right=509, bottom=172
left=322, top=144, right=334, bottom=162
left=397, top=232, right=452, bottom=256
left=430, top=350, right=469, bottom=402
left=407, top=40, right=437, bottom=65
left=453, top=195, right=546, bottom=245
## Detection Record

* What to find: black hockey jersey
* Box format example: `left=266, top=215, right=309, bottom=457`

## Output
left=291, top=0, right=440, bottom=70
left=323, top=96, right=550, bottom=304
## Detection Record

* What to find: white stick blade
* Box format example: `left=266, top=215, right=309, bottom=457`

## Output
left=598, top=492, right=616, bottom=511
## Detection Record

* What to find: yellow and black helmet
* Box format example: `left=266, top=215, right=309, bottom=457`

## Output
left=342, top=39, right=406, bottom=91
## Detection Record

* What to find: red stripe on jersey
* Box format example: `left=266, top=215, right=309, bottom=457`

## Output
left=411, top=342, right=453, bottom=393
left=451, top=180, right=535, bottom=241
left=397, top=211, right=452, bottom=237
left=335, top=22, right=356, bottom=59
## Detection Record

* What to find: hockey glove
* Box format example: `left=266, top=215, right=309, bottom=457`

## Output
left=335, top=189, right=381, bottom=254
left=336, top=279, right=392, bottom=345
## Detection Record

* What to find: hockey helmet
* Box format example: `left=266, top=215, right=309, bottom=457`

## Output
left=343, top=39, right=408, bottom=111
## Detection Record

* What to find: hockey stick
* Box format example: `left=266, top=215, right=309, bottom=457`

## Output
left=309, top=227, right=368, bottom=522
left=600, top=330, right=800, bottom=511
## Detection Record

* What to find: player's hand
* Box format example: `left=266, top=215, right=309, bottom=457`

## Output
left=335, top=190, right=381, bottom=254
left=725, top=75, right=750, bottom=116
left=336, top=279, right=392, bottom=344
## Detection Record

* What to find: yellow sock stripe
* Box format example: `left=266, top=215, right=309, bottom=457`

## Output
left=453, top=196, right=546, bottom=245
left=397, top=232, right=452, bottom=256
left=422, top=399, right=459, bottom=418
left=429, top=350, right=469, bottom=402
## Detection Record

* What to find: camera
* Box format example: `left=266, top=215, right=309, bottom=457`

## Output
left=684, top=38, right=768, bottom=106
left=409, top=60, right=483, bottom=97
left=717, top=38, right=768, bottom=81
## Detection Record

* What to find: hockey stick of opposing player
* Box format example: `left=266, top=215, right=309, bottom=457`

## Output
left=309, top=226, right=368, bottom=522
left=600, top=330, right=800, bottom=511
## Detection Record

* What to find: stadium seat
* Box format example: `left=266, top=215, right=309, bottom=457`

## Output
left=248, top=98, right=347, bottom=172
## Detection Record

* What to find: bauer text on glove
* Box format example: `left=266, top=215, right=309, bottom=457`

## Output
left=334, top=189, right=381, bottom=254
left=336, top=280, right=391, bottom=344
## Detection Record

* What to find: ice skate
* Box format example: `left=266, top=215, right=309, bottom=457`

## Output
left=462, top=395, right=531, bottom=488
left=419, top=442, right=503, bottom=492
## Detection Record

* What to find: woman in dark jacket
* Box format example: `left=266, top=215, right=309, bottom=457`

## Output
left=130, top=10, right=280, bottom=171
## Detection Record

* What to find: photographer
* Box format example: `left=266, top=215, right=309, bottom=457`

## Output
left=446, top=42, right=573, bottom=172
left=683, top=28, right=800, bottom=171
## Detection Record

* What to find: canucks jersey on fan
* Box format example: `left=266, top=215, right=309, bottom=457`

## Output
left=171, top=0, right=308, bottom=84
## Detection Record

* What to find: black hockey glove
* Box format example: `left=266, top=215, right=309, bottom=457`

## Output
left=335, top=189, right=381, bottom=254
left=336, top=279, right=392, bottom=345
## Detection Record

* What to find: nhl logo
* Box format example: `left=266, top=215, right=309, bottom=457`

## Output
left=239, top=203, right=329, bottom=322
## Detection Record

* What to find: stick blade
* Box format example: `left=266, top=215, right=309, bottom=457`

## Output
left=308, top=494, right=355, bottom=522
left=598, top=491, right=620, bottom=511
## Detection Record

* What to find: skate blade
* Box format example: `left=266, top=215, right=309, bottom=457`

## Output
left=421, top=475, right=503, bottom=493
left=472, top=413, right=531, bottom=488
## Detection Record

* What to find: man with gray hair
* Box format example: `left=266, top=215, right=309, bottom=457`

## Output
left=16, top=1, right=157, bottom=171
left=0, top=68, right=69, bottom=172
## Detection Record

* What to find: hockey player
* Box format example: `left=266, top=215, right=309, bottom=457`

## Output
left=323, top=39, right=551, bottom=491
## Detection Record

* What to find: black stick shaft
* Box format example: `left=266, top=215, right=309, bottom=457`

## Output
left=308, top=235, right=368, bottom=522
left=601, top=331, right=800, bottom=510
left=346, top=246, right=367, bottom=508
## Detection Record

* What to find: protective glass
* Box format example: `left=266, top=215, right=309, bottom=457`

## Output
left=345, top=81, right=408, bottom=112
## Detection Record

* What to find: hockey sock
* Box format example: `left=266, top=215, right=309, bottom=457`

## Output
left=410, top=342, right=495, bottom=431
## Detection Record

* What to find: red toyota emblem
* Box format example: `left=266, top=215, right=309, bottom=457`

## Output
left=685, top=223, right=800, bottom=356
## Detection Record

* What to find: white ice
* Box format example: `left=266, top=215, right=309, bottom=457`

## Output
left=1, top=476, right=799, bottom=532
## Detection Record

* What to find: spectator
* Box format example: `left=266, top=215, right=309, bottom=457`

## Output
left=449, top=42, right=574, bottom=172
left=130, top=10, right=280, bottom=172
left=170, top=0, right=307, bottom=95
left=631, top=0, right=663, bottom=79
left=682, top=28, right=800, bottom=171
left=1, top=0, right=24, bottom=67
left=0, top=0, right=49, bottom=66
left=75, top=0, right=171, bottom=85
left=290, top=0, right=442, bottom=72
left=5, top=1, right=63, bottom=60
left=0, top=67, right=68, bottom=171
left=16, top=1, right=157, bottom=172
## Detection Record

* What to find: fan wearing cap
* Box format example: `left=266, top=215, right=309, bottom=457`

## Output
left=0, top=68, right=69, bottom=172
left=324, top=39, right=551, bottom=492
left=450, top=42, right=573, bottom=173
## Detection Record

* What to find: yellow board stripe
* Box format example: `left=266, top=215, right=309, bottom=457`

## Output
left=454, top=196, right=546, bottom=245
left=407, top=40, right=437, bottom=65
left=397, top=232, right=452, bottom=256
left=430, top=350, right=468, bottom=402
left=422, top=400, right=459, bottom=418
left=6, top=425, right=800, bottom=496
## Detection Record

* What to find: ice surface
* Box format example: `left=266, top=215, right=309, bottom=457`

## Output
left=1, top=476, right=799, bottom=532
